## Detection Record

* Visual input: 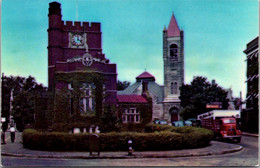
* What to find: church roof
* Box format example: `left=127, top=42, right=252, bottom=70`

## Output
left=117, top=81, right=164, bottom=103
left=117, top=95, right=148, bottom=103
left=136, top=71, right=155, bottom=81
left=167, top=13, right=180, bottom=37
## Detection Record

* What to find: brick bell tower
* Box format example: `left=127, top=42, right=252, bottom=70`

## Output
left=163, top=13, right=184, bottom=122
left=47, top=1, right=117, bottom=106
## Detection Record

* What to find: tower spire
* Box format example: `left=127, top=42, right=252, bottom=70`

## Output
left=167, top=13, right=180, bottom=37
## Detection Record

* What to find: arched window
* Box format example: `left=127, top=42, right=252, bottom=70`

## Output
left=174, top=82, right=177, bottom=94
left=170, top=44, right=178, bottom=60
left=171, top=82, right=178, bottom=94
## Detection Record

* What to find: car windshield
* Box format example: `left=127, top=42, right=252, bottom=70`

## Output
left=222, top=119, right=236, bottom=124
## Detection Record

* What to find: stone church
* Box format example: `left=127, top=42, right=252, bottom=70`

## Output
left=118, top=13, right=184, bottom=123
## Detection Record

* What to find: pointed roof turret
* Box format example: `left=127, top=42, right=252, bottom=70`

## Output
left=136, top=71, right=155, bottom=82
left=167, top=12, right=180, bottom=37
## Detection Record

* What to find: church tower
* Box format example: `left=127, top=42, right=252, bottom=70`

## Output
left=163, top=13, right=184, bottom=122
left=47, top=1, right=117, bottom=107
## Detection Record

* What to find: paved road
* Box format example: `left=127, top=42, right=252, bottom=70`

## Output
left=1, top=135, right=258, bottom=166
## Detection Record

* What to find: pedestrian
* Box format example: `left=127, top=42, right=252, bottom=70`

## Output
left=10, top=125, right=15, bottom=143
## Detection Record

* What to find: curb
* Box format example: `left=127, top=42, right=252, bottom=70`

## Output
left=242, top=133, right=259, bottom=137
left=1, top=145, right=243, bottom=159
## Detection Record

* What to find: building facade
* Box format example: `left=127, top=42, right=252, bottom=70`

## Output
left=244, top=37, right=259, bottom=111
left=242, top=37, right=259, bottom=133
left=48, top=1, right=117, bottom=114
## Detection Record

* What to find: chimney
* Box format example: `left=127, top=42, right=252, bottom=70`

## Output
left=142, top=81, right=148, bottom=98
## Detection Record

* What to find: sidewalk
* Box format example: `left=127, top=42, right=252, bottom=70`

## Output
left=1, top=132, right=244, bottom=159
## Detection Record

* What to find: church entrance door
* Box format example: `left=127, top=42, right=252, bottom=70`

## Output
left=171, top=113, right=178, bottom=122
left=169, top=107, right=179, bottom=122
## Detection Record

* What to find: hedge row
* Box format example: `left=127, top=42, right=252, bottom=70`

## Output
left=22, top=127, right=214, bottom=151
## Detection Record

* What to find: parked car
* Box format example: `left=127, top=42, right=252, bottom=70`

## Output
left=183, top=120, right=192, bottom=126
left=154, top=120, right=168, bottom=125
left=172, top=121, right=184, bottom=127
left=186, top=118, right=201, bottom=126
left=172, top=120, right=193, bottom=127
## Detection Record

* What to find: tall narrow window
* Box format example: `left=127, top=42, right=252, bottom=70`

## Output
left=68, top=83, right=74, bottom=114
left=171, top=82, right=174, bottom=94
left=171, top=82, right=178, bottom=94
left=170, top=44, right=178, bottom=61
left=79, top=82, right=96, bottom=114
left=173, top=82, right=177, bottom=94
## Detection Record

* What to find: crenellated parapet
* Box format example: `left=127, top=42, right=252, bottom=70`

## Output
left=62, top=21, right=101, bottom=32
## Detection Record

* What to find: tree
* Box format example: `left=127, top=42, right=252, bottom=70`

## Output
left=117, top=80, right=130, bottom=90
left=1, top=74, right=47, bottom=131
left=179, top=76, right=229, bottom=120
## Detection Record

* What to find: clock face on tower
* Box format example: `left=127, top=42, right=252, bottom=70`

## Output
left=69, top=32, right=87, bottom=49
left=72, top=34, right=84, bottom=46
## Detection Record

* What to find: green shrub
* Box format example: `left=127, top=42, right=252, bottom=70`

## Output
left=22, top=126, right=214, bottom=151
left=23, top=129, right=89, bottom=151
left=119, top=123, right=146, bottom=132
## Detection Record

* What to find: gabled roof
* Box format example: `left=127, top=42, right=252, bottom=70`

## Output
left=136, top=71, right=155, bottom=79
left=167, top=13, right=180, bottom=37
left=117, top=81, right=164, bottom=103
left=117, top=95, right=148, bottom=103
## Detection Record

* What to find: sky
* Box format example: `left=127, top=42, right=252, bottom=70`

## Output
left=1, top=0, right=259, bottom=99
